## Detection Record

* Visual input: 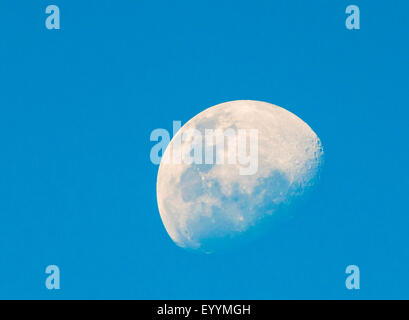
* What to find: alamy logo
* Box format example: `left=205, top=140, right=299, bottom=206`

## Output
left=45, top=265, right=60, bottom=290
left=150, top=121, right=259, bottom=175
left=345, top=5, right=360, bottom=30
left=345, top=265, right=360, bottom=290
left=45, top=5, right=60, bottom=30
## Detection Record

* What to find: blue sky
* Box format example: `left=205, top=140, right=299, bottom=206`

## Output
left=0, top=0, right=408, bottom=299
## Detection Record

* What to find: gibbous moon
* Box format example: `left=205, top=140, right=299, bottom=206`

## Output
left=156, top=100, right=323, bottom=253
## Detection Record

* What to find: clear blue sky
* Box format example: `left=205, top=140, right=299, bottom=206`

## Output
left=0, top=0, right=408, bottom=299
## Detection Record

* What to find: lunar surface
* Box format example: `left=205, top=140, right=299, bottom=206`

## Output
left=156, top=100, right=323, bottom=252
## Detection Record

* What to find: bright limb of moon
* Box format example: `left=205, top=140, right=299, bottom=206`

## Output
left=156, top=100, right=323, bottom=253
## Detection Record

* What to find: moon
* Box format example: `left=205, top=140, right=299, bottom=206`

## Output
left=156, top=100, right=323, bottom=253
